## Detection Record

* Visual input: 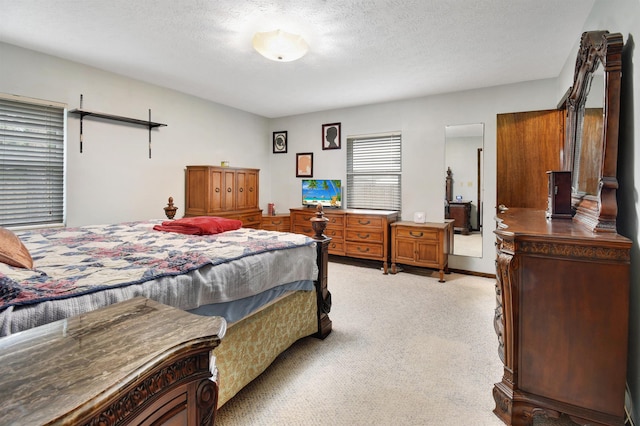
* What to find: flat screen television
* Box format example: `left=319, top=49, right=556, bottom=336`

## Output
left=302, top=179, right=342, bottom=208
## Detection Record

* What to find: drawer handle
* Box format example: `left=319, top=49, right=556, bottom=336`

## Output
left=249, top=187, right=254, bottom=192
left=410, top=231, right=424, bottom=237
left=357, top=247, right=370, bottom=253
left=227, top=187, right=232, bottom=192
left=239, top=188, right=244, bottom=192
left=273, top=220, right=282, bottom=225
left=358, top=233, right=370, bottom=239
left=358, top=219, right=371, bottom=225
left=329, top=230, right=336, bottom=236
left=215, top=187, right=220, bottom=193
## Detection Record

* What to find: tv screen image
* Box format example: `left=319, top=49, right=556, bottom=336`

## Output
left=302, top=179, right=342, bottom=208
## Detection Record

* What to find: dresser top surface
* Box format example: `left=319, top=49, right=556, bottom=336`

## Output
left=0, top=297, right=226, bottom=425
left=495, top=208, right=631, bottom=245
left=291, top=207, right=399, bottom=216
left=392, top=221, right=451, bottom=229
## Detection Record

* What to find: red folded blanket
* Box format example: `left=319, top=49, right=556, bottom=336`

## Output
left=153, top=216, right=242, bottom=235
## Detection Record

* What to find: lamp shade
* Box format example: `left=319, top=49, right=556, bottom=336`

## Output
left=252, top=29, right=308, bottom=62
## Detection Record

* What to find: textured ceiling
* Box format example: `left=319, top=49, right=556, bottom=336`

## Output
left=0, top=0, right=595, bottom=118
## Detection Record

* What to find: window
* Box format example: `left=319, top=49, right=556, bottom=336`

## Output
left=0, top=94, right=66, bottom=228
left=346, top=132, right=401, bottom=211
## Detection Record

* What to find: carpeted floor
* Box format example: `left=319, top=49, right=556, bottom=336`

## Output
left=215, top=258, right=578, bottom=426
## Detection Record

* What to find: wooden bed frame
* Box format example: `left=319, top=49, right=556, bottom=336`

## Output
left=0, top=206, right=333, bottom=424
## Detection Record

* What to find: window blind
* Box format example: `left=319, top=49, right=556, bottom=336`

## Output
left=346, top=132, right=401, bottom=211
left=0, top=95, right=66, bottom=228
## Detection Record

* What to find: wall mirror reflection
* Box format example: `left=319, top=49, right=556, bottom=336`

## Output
left=445, top=123, right=484, bottom=258
left=573, top=62, right=604, bottom=197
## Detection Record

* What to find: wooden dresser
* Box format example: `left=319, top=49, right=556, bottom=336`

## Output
left=389, top=221, right=452, bottom=282
left=0, top=297, right=226, bottom=426
left=184, top=165, right=262, bottom=228
left=446, top=200, right=472, bottom=234
left=493, top=208, right=631, bottom=426
left=290, top=208, right=399, bottom=273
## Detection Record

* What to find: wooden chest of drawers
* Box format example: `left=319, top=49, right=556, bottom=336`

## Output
left=184, top=165, right=261, bottom=228
left=390, top=221, right=452, bottom=282
left=261, top=214, right=291, bottom=232
left=0, top=297, right=225, bottom=426
left=492, top=209, right=631, bottom=426
left=290, top=208, right=398, bottom=273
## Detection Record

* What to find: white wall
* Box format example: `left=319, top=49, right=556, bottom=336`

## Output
left=0, top=42, right=271, bottom=227
left=269, top=79, right=560, bottom=274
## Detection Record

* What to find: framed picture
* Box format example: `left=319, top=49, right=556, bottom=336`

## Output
left=296, top=152, right=313, bottom=177
left=273, top=131, right=287, bottom=153
left=322, top=122, right=341, bottom=150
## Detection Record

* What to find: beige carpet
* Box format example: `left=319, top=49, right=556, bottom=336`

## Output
left=216, top=258, right=578, bottom=426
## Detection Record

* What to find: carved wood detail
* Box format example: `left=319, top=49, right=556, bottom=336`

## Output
left=518, top=240, right=630, bottom=261
left=86, top=354, right=210, bottom=426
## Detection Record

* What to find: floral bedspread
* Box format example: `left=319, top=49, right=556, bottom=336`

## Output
left=0, top=221, right=315, bottom=311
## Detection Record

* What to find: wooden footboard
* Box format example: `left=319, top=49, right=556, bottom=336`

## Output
left=215, top=205, right=333, bottom=407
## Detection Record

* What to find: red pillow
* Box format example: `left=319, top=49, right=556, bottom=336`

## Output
left=154, top=216, right=242, bottom=235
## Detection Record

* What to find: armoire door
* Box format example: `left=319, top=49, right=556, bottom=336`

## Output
left=497, top=109, right=565, bottom=210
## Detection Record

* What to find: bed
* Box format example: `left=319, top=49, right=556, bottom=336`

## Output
left=0, top=212, right=332, bottom=408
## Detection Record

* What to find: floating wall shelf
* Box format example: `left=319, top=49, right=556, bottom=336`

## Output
left=68, top=97, right=167, bottom=158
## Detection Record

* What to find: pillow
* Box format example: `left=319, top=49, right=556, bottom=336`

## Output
left=153, top=216, right=243, bottom=235
left=0, top=227, right=34, bottom=269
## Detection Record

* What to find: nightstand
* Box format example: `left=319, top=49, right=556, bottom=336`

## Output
left=390, top=221, right=453, bottom=282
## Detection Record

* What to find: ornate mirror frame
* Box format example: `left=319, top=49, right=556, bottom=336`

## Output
left=563, top=30, right=623, bottom=232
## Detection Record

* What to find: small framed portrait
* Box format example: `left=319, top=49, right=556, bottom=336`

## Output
left=296, top=152, right=313, bottom=177
left=273, top=131, right=288, bottom=154
left=322, top=122, right=341, bottom=150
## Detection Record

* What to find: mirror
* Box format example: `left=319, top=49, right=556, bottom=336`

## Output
left=573, top=61, right=604, bottom=197
left=564, top=30, right=623, bottom=232
left=445, top=123, right=484, bottom=257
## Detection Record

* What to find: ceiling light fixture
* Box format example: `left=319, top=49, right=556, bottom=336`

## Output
left=252, top=29, right=309, bottom=62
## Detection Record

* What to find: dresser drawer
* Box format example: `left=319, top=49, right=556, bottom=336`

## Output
left=261, top=215, right=290, bottom=232
left=345, top=241, right=384, bottom=259
left=293, top=223, right=344, bottom=240
left=239, top=213, right=261, bottom=228
left=292, top=211, right=316, bottom=225
left=325, top=213, right=345, bottom=228
left=346, top=214, right=383, bottom=229
left=394, top=227, right=439, bottom=241
left=292, top=211, right=345, bottom=227
left=324, top=228, right=344, bottom=240
left=328, top=241, right=345, bottom=255
left=345, top=229, right=383, bottom=244
left=292, top=223, right=314, bottom=236
left=214, top=210, right=261, bottom=228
